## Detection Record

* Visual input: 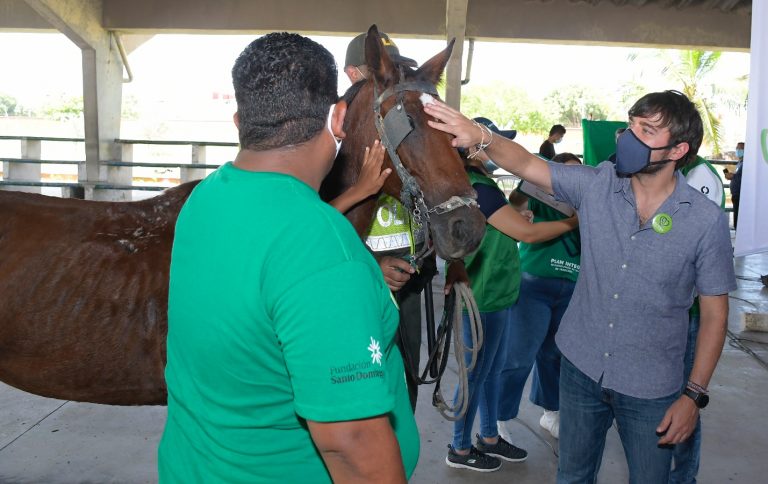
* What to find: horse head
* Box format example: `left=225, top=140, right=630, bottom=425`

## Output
left=329, top=25, right=485, bottom=260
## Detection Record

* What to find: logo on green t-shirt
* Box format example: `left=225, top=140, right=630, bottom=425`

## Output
left=368, top=337, right=383, bottom=366
left=329, top=346, right=386, bottom=385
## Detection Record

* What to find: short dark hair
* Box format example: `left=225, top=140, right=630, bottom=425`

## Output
left=232, top=33, right=338, bottom=151
left=628, top=90, right=703, bottom=170
left=550, top=125, right=566, bottom=136
left=552, top=152, right=581, bottom=164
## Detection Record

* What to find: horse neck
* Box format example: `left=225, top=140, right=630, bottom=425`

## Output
left=320, top=81, right=410, bottom=238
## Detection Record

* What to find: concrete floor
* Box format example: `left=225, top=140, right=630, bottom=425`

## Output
left=1, top=249, right=767, bottom=483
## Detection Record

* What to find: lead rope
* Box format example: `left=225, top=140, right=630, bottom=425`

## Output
left=431, top=281, right=483, bottom=421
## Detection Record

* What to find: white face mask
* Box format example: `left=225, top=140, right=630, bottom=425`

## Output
left=326, top=104, right=342, bottom=159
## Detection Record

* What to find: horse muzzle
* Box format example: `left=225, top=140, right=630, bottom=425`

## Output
left=429, top=205, right=486, bottom=260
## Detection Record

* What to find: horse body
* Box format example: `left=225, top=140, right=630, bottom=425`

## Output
left=0, top=183, right=197, bottom=404
left=0, top=26, right=485, bottom=405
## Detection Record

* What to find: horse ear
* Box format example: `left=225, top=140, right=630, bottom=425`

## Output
left=365, top=24, right=396, bottom=87
left=416, top=38, right=455, bottom=85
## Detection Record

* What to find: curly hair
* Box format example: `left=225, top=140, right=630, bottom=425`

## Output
left=628, top=90, right=703, bottom=170
left=231, top=33, right=338, bottom=151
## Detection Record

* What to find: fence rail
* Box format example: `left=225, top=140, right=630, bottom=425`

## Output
left=0, top=136, right=238, bottom=199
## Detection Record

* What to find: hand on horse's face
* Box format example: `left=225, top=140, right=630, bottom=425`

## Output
left=353, top=140, right=391, bottom=198
left=379, top=256, right=414, bottom=291
left=423, top=99, right=481, bottom=149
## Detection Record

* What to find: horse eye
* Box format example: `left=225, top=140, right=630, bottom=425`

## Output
left=407, top=115, right=415, bottom=129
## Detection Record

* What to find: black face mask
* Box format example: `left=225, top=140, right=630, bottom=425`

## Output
left=615, top=129, right=677, bottom=176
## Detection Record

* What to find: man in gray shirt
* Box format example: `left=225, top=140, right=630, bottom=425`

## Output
left=424, top=90, right=736, bottom=483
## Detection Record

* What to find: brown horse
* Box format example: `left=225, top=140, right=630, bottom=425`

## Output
left=0, top=28, right=484, bottom=406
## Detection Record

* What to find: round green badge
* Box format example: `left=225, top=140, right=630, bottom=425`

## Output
left=652, top=213, right=672, bottom=234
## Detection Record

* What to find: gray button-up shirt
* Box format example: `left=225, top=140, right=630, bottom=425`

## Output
left=551, top=161, right=737, bottom=399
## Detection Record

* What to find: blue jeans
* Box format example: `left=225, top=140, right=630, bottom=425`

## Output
left=498, top=273, right=575, bottom=420
left=670, top=314, right=701, bottom=484
left=557, top=357, right=678, bottom=484
left=451, top=307, right=511, bottom=450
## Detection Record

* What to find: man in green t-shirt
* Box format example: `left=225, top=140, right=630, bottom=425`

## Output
left=158, top=33, right=418, bottom=483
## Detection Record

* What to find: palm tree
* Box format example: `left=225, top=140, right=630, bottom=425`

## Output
left=661, top=50, right=723, bottom=155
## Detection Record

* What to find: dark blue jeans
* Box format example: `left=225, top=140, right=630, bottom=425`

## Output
left=451, top=307, right=512, bottom=450
left=557, top=357, right=678, bottom=484
left=670, top=313, right=701, bottom=484
left=498, top=273, right=575, bottom=420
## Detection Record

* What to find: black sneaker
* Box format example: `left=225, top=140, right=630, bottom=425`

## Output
left=445, top=445, right=502, bottom=472
left=475, top=434, right=528, bottom=462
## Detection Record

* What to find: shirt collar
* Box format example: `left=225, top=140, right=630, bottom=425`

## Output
left=612, top=168, right=692, bottom=212
left=612, top=168, right=691, bottom=199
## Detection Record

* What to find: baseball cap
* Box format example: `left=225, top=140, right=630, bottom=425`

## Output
left=345, top=32, right=418, bottom=68
left=473, top=117, right=517, bottom=140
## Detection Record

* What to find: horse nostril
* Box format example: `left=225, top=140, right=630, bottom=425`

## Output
left=450, top=218, right=469, bottom=243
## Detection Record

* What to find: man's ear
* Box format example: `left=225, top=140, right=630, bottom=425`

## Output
left=331, top=100, right=348, bottom=139
left=344, top=65, right=366, bottom=83
left=671, top=141, right=690, bottom=161
left=233, top=111, right=240, bottom=129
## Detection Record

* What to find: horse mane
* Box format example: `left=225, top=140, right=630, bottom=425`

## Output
left=342, top=80, right=366, bottom=106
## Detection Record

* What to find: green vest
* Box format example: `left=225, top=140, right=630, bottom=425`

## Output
left=463, top=171, right=521, bottom=312
left=365, top=194, right=424, bottom=254
left=519, top=197, right=581, bottom=282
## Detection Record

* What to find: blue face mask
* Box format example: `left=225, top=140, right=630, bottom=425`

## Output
left=615, top=129, right=677, bottom=176
left=736, top=149, right=744, bottom=158
left=483, top=159, right=499, bottom=173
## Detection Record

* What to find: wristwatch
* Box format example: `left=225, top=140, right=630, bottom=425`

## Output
left=683, top=386, right=710, bottom=409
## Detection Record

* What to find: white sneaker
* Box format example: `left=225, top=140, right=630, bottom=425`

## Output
left=539, top=410, right=559, bottom=439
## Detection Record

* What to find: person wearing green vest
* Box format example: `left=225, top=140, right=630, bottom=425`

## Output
left=445, top=118, right=579, bottom=473
left=343, top=31, right=436, bottom=411
left=672, top=156, right=725, bottom=484
left=158, top=33, right=418, bottom=483
left=496, top=152, right=582, bottom=444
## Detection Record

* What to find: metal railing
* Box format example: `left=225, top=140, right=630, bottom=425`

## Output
left=0, top=136, right=237, bottom=199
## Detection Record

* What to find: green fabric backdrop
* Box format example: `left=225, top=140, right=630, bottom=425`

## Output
left=581, top=119, right=628, bottom=167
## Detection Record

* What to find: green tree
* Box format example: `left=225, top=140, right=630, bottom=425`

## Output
left=660, top=50, right=723, bottom=155
left=546, top=85, right=610, bottom=126
left=43, top=96, right=84, bottom=121
left=0, top=93, right=18, bottom=116
left=460, top=82, right=554, bottom=135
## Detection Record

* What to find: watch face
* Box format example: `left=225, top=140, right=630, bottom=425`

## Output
left=698, top=393, right=709, bottom=409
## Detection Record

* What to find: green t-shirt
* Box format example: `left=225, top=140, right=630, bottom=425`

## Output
left=159, top=162, right=418, bottom=483
left=463, top=171, right=521, bottom=312
left=519, top=198, right=581, bottom=282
